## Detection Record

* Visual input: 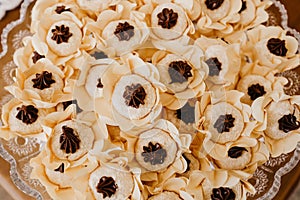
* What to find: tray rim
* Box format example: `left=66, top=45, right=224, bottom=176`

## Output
left=0, top=1, right=299, bottom=200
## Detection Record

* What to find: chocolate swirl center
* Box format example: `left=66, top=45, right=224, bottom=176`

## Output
left=16, top=105, right=39, bottom=125
left=59, top=126, right=81, bottom=154
left=123, top=83, right=146, bottom=108
left=168, top=61, right=192, bottom=84
left=211, top=187, right=236, bottom=200
left=228, top=146, right=248, bottom=158
left=96, top=176, right=118, bottom=198
left=142, top=142, right=167, bottom=165
left=114, top=21, right=135, bottom=41
left=205, top=0, right=224, bottom=10
left=247, top=83, right=266, bottom=100
left=267, top=38, right=288, bottom=57
left=32, top=71, right=56, bottom=90
left=214, top=114, right=235, bottom=133
left=278, top=113, right=300, bottom=133
left=157, top=8, right=178, bottom=29
left=51, top=25, right=73, bottom=44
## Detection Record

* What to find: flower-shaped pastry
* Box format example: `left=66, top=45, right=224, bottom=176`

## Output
left=13, top=34, right=90, bottom=71
left=30, top=149, right=98, bottom=200
left=5, top=62, right=75, bottom=108
left=0, top=98, right=54, bottom=140
left=88, top=160, right=143, bottom=200
left=152, top=45, right=208, bottom=110
left=186, top=170, right=256, bottom=200
left=196, top=0, right=242, bottom=36
left=31, top=0, right=88, bottom=33
left=32, top=10, right=95, bottom=59
left=196, top=91, right=254, bottom=144
left=95, top=53, right=166, bottom=131
left=86, top=1, right=150, bottom=57
left=139, top=0, right=196, bottom=48
left=226, top=25, right=299, bottom=69
left=203, top=135, right=269, bottom=179
left=252, top=93, right=300, bottom=156
left=42, top=107, right=108, bottom=160
left=121, top=120, right=191, bottom=173
left=195, top=36, right=241, bottom=89
left=236, top=74, right=275, bottom=105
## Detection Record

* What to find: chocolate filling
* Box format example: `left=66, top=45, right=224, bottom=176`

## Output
left=96, top=176, right=118, bottom=198
left=182, top=154, right=191, bottom=172
left=142, top=142, right=167, bottom=165
left=54, top=163, right=65, bottom=173
left=205, top=57, right=222, bottom=76
left=247, top=83, right=266, bottom=100
left=238, top=0, right=247, bottom=13
left=16, top=105, right=38, bottom=125
left=168, top=61, right=192, bottom=84
left=214, top=114, right=235, bottom=133
left=205, top=0, right=224, bottom=10
left=97, top=78, right=103, bottom=88
left=157, top=8, right=178, bottom=29
left=175, top=102, right=195, bottom=124
left=278, top=113, right=300, bottom=133
left=267, top=38, right=288, bottom=57
left=55, top=5, right=71, bottom=14
left=114, top=21, right=135, bottom=41
left=32, top=51, right=45, bottom=64
left=32, top=71, right=56, bottom=90
left=51, top=25, right=73, bottom=44
left=228, top=146, right=248, bottom=158
left=62, top=100, right=82, bottom=113
left=59, top=126, right=81, bottom=154
left=211, top=187, right=236, bottom=200
left=123, top=83, right=146, bottom=108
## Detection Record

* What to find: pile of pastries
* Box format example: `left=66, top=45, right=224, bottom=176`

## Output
left=1, top=0, right=300, bottom=199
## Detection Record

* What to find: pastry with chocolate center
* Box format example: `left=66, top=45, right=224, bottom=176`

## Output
left=135, top=128, right=178, bottom=171
left=89, top=164, right=134, bottom=200
left=265, top=100, right=300, bottom=140
left=237, top=75, right=272, bottom=105
left=46, top=20, right=82, bottom=56
left=24, top=70, right=64, bottom=101
left=7, top=102, right=45, bottom=136
left=151, top=3, right=188, bottom=40
left=204, top=102, right=244, bottom=144
left=50, top=120, right=94, bottom=161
